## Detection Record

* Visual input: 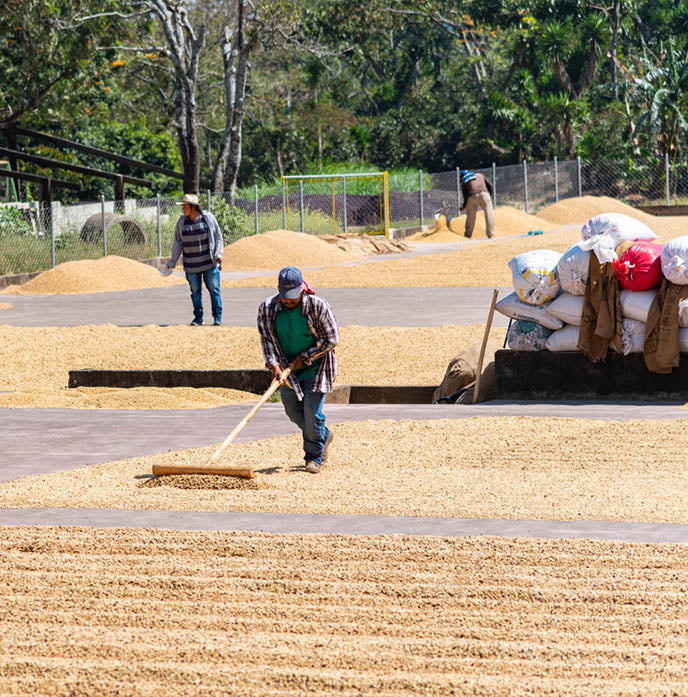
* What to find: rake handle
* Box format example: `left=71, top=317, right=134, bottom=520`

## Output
left=208, top=366, right=293, bottom=465
left=473, top=289, right=499, bottom=404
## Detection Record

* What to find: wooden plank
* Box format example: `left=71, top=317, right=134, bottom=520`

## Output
left=0, top=168, right=81, bottom=190
left=9, top=126, right=185, bottom=180
left=0, top=147, right=152, bottom=188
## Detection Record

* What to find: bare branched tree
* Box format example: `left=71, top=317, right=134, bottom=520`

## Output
left=74, top=0, right=298, bottom=197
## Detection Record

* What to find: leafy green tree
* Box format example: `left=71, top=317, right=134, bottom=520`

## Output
left=623, top=38, right=688, bottom=159
left=0, top=0, right=122, bottom=126
left=537, top=13, right=609, bottom=98
left=537, top=92, right=588, bottom=157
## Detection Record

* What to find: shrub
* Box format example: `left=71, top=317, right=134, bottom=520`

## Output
left=0, top=207, right=32, bottom=238
left=209, top=197, right=253, bottom=244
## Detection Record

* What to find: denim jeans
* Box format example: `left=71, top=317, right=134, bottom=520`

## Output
left=185, top=266, right=222, bottom=324
left=279, top=378, right=330, bottom=465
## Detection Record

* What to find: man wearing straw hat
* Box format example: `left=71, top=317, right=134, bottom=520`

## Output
left=257, top=266, right=338, bottom=474
left=167, top=193, right=224, bottom=326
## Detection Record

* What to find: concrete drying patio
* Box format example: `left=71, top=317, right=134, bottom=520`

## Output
left=3, top=239, right=687, bottom=543
left=0, top=285, right=512, bottom=327
left=4, top=401, right=686, bottom=483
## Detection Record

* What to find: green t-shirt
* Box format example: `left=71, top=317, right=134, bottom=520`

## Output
left=275, top=305, right=321, bottom=381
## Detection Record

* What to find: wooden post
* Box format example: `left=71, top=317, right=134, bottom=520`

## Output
left=114, top=175, right=125, bottom=213
left=473, top=289, right=499, bottom=404
left=6, top=125, right=19, bottom=200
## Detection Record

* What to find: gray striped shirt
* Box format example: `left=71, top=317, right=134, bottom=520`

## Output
left=181, top=216, right=215, bottom=272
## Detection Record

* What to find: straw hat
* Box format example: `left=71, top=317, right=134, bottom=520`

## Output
left=175, top=193, right=201, bottom=207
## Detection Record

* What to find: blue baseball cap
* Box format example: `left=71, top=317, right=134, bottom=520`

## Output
left=278, top=266, right=304, bottom=299
left=460, top=169, right=476, bottom=184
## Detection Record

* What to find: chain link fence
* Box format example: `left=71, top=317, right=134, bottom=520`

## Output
left=1, top=155, right=687, bottom=277
left=280, top=174, right=388, bottom=236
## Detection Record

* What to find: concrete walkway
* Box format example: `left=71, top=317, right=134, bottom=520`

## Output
left=3, top=401, right=685, bottom=483
left=0, top=285, right=513, bottom=327
left=2, top=506, right=688, bottom=544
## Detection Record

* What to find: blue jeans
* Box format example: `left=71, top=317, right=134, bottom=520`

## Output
left=185, top=266, right=222, bottom=324
left=279, top=378, right=330, bottom=465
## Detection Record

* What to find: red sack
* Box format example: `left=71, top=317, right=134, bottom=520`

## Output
left=613, top=240, right=664, bottom=291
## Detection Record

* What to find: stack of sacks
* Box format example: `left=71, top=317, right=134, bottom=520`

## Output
left=580, top=212, right=657, bottom=262
left=494, top=249, right=562, bottom=350
left=493, top=219, right=688, bottom=354
left=614, top=234, right=688, bottom=354
left=544, top=213, right=660, bottom=351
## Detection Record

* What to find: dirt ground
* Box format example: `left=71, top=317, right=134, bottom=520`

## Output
left=2, top=526, right=688, bottom=697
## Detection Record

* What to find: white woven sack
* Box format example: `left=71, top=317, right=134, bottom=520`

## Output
left=580, top=213, right=657, bottom=264
left=680, top=299, right=688, bottom=328
left=545, top=292, right=584, bottom=326
left=508, top=249, right=562, bottom=305
left=581, top=212, right=657, bottom=243
left=506, top=320, right=551, bottom=351
left=615, top=318, right=645, bottom=355
left=661, top=235, right=688, bottom=285
left=619, top=288, right=658, bottom=323
left=545, top=324, right=580, bottom=351
left=556, top=243, right=590, bottom=296
left=495, top=292, right=564, bottom=330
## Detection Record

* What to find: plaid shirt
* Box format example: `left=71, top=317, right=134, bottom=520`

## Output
left=257, top=293, right=338, bottom=400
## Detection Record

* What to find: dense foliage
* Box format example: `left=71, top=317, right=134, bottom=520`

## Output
left=3, top=0, right=688, bottom=200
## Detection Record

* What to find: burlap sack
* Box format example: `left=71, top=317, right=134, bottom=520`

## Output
left=454, top=361, right=497, bottom=404
left=432, top=340, right=502, bottom=403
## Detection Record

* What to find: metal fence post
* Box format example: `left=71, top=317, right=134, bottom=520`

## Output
left=666, top=153, right=671, bottom=204
left=299, top=181, right=304, bottom=233
left=383, top=171, right=390, bottom=238
left=207, top=189, right=211, bottom=211
left=492, top=162, right=497, bottom=207
left=342, top=176, right=348, bottom=234
left=281, top=178, right=287, bottom=229
left=577, top=156, right=582, bottom=197
left=50, top=202, right=55, bottom=268
left=101, top=195, right=107, bottom=256
left=554, top=156, right=559, bottom=203
left=254, top=185, right=259, bottom=235
left=456, top=167, right=462, bottom=214
left=156, top=193, right=162, bottom=257
left=523, top=160, right=529, bottom=214
left=419, top=169, right=424, bottom=227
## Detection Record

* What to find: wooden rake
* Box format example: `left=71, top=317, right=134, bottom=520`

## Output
left=152, top=366, right=293, bottom=479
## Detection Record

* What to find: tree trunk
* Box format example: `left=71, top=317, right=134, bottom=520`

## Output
left=459, top=29, right=484, bottom=95
left=223, top=47, right=249, bottom=203
left=553, top=59, right=576, bottom=97
left=276, top=137, right=283, bottom=178
left=176, top=75, right=201, bottom=192
left=610, top=0, right=621, bottom=99
left=211, top=0, right=254, bottom=202
left=152, top=2, right=205, bottom=194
